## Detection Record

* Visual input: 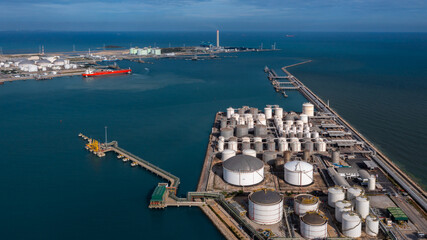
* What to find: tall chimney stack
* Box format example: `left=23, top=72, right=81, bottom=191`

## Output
left=216, top=30, right=219, bottom=48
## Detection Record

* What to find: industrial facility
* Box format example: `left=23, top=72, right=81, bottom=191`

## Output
left=197, top=102, right=426, bottom=239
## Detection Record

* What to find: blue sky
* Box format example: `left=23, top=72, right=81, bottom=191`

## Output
left=0, top=0, right=426, bottom=31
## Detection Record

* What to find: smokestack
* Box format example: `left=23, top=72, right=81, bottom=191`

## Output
left=216, top=30, right=219, bottom=48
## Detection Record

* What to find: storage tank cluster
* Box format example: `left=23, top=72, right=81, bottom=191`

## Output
left=248, top=189, right=283, bottom=225
left=299, top=211, right=328, bottom=239
left=219, top=105, right=327, bottom=157
left=294, top=194, right=319, bottom=215
left=327, top=185, right=375, bottom=238
left=284, top=160, right=314, bottom=186
left=222, top=155, right=264, bottom=186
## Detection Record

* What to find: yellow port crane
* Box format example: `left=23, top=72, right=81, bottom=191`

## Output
left=86, top=139, right=100, bottom=152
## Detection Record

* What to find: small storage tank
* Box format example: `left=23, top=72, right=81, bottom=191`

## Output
left=303, top=150, right=311, bottom=161
left=294, top=194, right=319, bottom=215
left=264, top=107, right=273, bottom=119
left=299, top=114, right=308, bottom=124
left=250, top=107, right=258, bottom=115
left=254, top=124, right=267, bottom=137
left=300, top=212, right=328, bottom=239
left=302, top=102, right=315, bottom=117
left=243, top=149, right=257, bottom=157
left=242, top=137, right=251, bottom=150
left=355, top=195, right=370, bottom=219
left=220, top=117, right=228, bottom=128
left=311, top=132, right=319, bottom=139
left=220, top=127, right=234, bottom=140
left=274, top=157, right=284, bottom=170
left=235, top=125, right=248, bottom=137
left=226, top=107, right=234, bottom=118
left=365, top=214, right=379, bottom=237
left=254, top=140, right=263, bottom=153
left=368, top=175, right=376, bottom=191
left=315, top=140, right=326, bottom=152
left=332, top=151, right=340, bottom=164
left=248, top=189, right=283, bottom=225
left=342, top=211, right=362, bottom=238
left=335, top=200, right=353, bottom=222
left=304, top=141, right=314, bottom=152
left=278, top=138, right=288, bottom=152
left=267, top=139, right=276, bottom=151
left=290, top=141, right=301, bottom=152
left=228, top=137, right=238, bottom=151
left=221, top=149, right=236, bottom=161
left=218, top=136, right=225, bottom=152
left=284, top=161, right=313, bottom=186
left=223, top=155, right=264, bottom=186
left=263, top=151, right=277, bottom=164
left=347, top=186, right=364, bottom=202
left=328, top=186, right=345, bottom=207
left=275, top=107, right=283, bottom=119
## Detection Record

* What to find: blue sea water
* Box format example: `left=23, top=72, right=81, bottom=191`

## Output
left=0, top=32, right=426, bottom=239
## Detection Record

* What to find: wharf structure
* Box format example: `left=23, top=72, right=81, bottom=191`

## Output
left=79, top=62, right=427, bottom=240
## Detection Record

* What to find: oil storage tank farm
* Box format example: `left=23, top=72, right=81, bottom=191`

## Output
left=222, top=155, right=264, bottom=186
left=248, top=189, right=283, bottom=225
left=300, top=212, right=328, bottom=239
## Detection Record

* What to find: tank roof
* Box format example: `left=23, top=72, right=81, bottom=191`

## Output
left=249, top=189, right=282, bottom=205
left=223, top=155, right=263, bottom=172
left=295, top=194, right=318, bottom=204
left=301, top=212, right=327, bottom=225
left=285, top=160, right=313, bottom=172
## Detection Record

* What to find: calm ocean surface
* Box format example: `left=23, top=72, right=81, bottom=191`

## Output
left=0, top=32, right=426, bottom=239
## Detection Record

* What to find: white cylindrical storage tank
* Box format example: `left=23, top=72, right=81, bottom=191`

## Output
left=221, top=149, right=236, bottom=161
left=294, top=194, right=319, bottom=216
left=226, top=107, right=234, bottom=118
left=284, top=161, right=313, bottom=186
left=235, top=125, right=249, bottom=137
left=278, top=138, right=288, bottom=152
left=274, top=107, right=283, bottom=119
left=368, top=175, right=376, bottom=191
left=264, top=107, right=272, bottom=119
left=311, top=132, right=319, bottom=139
left=300, top=212, right=328, bottom=239
left=243, top=149, right=257, bottom=157
left=228, top=137, right=238, bottom=151
left=347, top=186, right=364, bottom=202
left=254, top=124, right=267, bottom=137
left=220, top=127, right=233, bottom=140
left=285, top=120, right=293, bottom=127
left=223, top=155, right=264, bottom=186
left=342, top=211, right=362, bottom=238
left=248, top=189, right=283, bottom=225
left=289, top=141, right=301, bottom=152
left=335, top=200, right=353, bottom=223
left=365, top=214, right=379, bottom=237
left=247, top=118, right=254, bottom=129
left=328, top=186, right=345, bottom=207
left=355, top=195, right=370, bottom=219
left=300, top=114, right=308, bottom=124
left=316, top=141, right=326, bottom=152
left=218, top=137, right=225, bottom=152
left=302, top=103, right=314, bottom=117
left=263, top=151, right=277, bottom=164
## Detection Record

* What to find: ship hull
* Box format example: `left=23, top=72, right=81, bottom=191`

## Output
left=82, top=69, right=131, bottom=77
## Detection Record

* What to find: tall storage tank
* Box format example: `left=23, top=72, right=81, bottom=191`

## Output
left=365, top=214, right=379, bottom=237
left=335, top=200, right=352, bottom=223
left=342, top=211, right=362, bottom=238
left=368, top=175, right=376, bottom=191
left=220, top=127, right=233, bottom=140
left=284, top=161, right=314, bottom=186
left=355, top=195, right=370, bottom=219
left=241, top=137, right=251, bottom=150
left=242, top=149, right=257, bottom=157
left=263, top=151, right=277, bottom=164
left=235, top=125, right=248, bottom=137
left=221, top=149, right=236, bottom=161
left=274, top=107, right=283, bottom=119
left=300, top=212, right=328, bottom=239
left=328, top=186, right=345, bottom=207
left=302, top=103, right=314, bottom=117
left=223, top=155, right=264, bottom=186
left=254, top=124, right=267, bottom=137
left=294, top=194, right=319, bottom=216
left=248, top=189, right=283, bottom=225
left=218, top=136, right=225, bottom=152
left=228, top=137, right=238, bottom=151
left=347, top=186, right=364, bottom=203
left=264, top=106, right=273, bottom=119
left=226, top=107, right=234, bottom=118
left=299, top=114, right=308, bottom=124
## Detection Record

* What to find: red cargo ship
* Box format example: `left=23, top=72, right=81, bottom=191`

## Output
left=82, top=68, right=132, bottom=77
